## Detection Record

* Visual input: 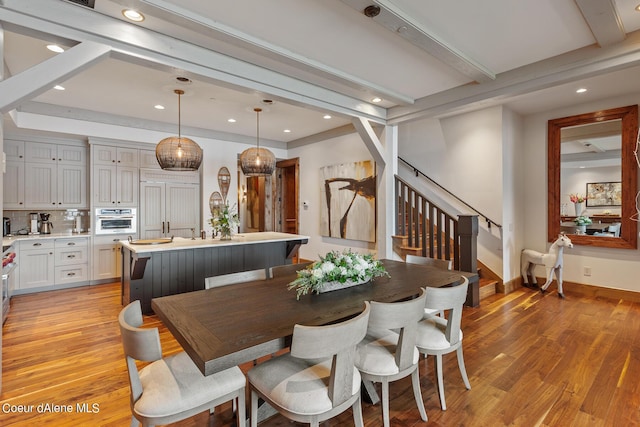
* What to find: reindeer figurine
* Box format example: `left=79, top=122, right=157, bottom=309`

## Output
left=521, top=233, right=573, bottom=298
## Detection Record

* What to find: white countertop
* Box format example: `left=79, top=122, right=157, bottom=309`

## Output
left=119, top=231, right=309, bottom=254
left=3, top=232, right=91, bottom=246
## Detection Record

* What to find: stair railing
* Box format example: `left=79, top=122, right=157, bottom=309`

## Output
left=395, top=175, right=478, bottom=275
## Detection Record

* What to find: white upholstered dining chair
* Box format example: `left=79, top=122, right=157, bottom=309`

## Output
left=268, top=261, right=313, bottom=278
left=405, top=254, right=453, bottom=271
left=205, top=268, right=267, bottom=289
left=405, top=254, right=451, bottom=318
left=354, top=289, right=428, bottom=427
left=415, top=276, right=470, bottom=410
left=118, top=300, right=247, bottom=427
left=247, top=302, right=371, bottom=427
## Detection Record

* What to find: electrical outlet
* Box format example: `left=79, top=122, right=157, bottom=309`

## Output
left=584, top=266, right=592, bottom=276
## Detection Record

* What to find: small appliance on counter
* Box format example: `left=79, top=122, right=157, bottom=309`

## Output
left=30, top=212, right=39, bottom=235
left=39, top=213, right=53, bottom=234
left=2, top=217, right=10, bottom=237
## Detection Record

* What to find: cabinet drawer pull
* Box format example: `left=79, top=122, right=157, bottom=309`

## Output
left=67, top=254, right=76, bottom=259
left=33, top=243, right=42, bottom=246
left=67, top=272, right=76, bottom=276
left=67, top=242, right=76, bottom=246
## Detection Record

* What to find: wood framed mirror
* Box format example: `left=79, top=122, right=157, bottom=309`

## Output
left=548, top=105, right=638, bottom=249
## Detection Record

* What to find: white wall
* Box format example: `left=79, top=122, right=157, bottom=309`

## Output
left=288, top=132, right=376, bottom=261
left=397, top=107, right=505, bottom=279
left=522, top=93, right=640, bottom=292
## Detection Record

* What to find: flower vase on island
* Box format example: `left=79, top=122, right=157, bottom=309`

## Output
left=210, top=203, right=239, bottom=241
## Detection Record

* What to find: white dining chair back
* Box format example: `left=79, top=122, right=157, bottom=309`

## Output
left=415, top=276, right=470, bottom=411
left=247, top=302, right=371, bottom=427
left=119, top=300, right=246, bottom=427
left=405, top=254, right=452, bottom=270
left=268, top=261, right=313, bottom=279
left=405, top=254, right=451, bottom=318
left=205, top=269, right=267, bottom=289
left=355, top=289, right=428, bottom=427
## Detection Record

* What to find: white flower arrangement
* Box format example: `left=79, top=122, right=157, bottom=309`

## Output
left=210, top=203, right=239, bottom=239
left=288, top=250, right=389, bottom=299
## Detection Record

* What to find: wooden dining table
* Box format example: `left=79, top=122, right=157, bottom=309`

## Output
left=151, top=259, right=476, bottom=378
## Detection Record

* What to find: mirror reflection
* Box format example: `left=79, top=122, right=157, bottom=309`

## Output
left=560, top=119, right=622, bottom=236
left=547, top=104, right=637, bottom=249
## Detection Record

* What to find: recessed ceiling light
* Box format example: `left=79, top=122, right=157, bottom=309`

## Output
left=228, top=118, right=236, bottom=123
left=579, top=166, right=586, bottom=169
left=636, top=4, right=640, bottom=12
left=372, top=97, right=382, bottom=103
left=284, top=129, right=291, bottom=133
left=122, top=9, right=145, bottom=22
left=46, top=44, right=64, bottom=53
left=53, top=85, right=65, bottom=91
left=154, top=105, right=165, bottom=110
left=576, top=88, right=587, bottom=93
left=323, top=114, right=332, bottom=119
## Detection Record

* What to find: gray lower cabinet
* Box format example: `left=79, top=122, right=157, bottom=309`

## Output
left=92, top=235, right=132, bottom=280
left=17, top=237, right=89, bottom=293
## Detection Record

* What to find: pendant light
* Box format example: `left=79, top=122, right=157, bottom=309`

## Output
left=240, top=107, right=276, bottom=176
left=156, top=89, right=203, bottom=171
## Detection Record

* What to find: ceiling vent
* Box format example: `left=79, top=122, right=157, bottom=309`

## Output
left=64, top=0, right=95, bottom=9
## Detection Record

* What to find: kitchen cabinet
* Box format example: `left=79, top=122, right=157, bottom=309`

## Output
left=139, top=149, right=161, bottom=169
left=140, top=182, right=200, bottom=239
left=4, top=139, right=25, bottom=161
left=54, top=238, right=88, bottom=285
left=17, top=237, right=89, bottom=292
left=4, top=141, right=88, bottom=209
left=92, top=235, right=131, bottom=280
left=93, top=146, right=138, bottom=167
left=92, top=145, right=139, bottom=207
left=18, top=240, right=55, bottom=290
left=4, top=140, right=26, bottom=209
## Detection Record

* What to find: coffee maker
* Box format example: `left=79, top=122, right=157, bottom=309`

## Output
left=30, top=213, right=39, bottom=234
left=2, top=217, right=10, bottom=236
left=39, top=213, right=53, bottom=234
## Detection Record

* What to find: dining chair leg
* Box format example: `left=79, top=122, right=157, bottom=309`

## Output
left=381, top=380, right=390, bottom=427
left=457, top=347, right=471, bottom=390
left=250, top=390, right=259, bottom=427
left=435, top=354, right=446, bottom=410
left=352, top=396, right=364, bottom=427
left=411, top=368, right=428, bottom=421
left=236, top=394, right=246, bottom=427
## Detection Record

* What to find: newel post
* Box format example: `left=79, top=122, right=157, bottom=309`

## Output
left=458, top=215, right=479, bottom=307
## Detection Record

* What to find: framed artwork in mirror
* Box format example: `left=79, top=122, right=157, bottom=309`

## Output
left=586, top=182, right=621, bottom=207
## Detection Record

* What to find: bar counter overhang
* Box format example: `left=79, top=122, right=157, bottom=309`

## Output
left=120, top=232, right=309, bottom=314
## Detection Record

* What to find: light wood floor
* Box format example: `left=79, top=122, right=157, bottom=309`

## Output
left=1, top=282, right=639, bottom=426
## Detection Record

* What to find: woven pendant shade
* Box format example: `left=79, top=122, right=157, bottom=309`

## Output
left=240, top=108, right=276, bottom=176
left=156, top=89, right=203, bottom=171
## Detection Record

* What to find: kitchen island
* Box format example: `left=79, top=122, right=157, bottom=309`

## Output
left=120, top=232, right=309, bottom=313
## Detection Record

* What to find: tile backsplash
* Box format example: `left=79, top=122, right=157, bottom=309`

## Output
left=3, top=209, right=90, bottom=235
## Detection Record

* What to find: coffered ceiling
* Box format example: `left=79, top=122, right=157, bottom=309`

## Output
left=2, top=0, right=640, bottom=146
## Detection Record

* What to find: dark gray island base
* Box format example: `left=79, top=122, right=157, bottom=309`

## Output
left=120, top=232, right=309, bottom=314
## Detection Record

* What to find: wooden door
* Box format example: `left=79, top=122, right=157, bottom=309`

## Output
left=276, top=158, right=299, bottom=234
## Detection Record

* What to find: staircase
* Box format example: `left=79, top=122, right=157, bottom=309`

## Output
left=394, top=175, right=488, bottom=306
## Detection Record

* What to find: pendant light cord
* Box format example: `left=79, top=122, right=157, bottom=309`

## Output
left=255, top=107, right=262, bottom=151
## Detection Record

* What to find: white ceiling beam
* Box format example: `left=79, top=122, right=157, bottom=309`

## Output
left=0, top=0, right=388, bottom=124
left=352, top=117, right=386, bottom=166
left=575, top=0, right=625, bottom=47
left=0, top=40, right=111, bottom=114
left=387, top=29, right=640, bottom=123
left=140, top=0, right=414, bottom=106
left=340, top=0, right=495, bottom=83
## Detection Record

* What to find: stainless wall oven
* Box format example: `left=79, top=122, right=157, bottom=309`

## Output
left=95, top=208, right=137, bottom=234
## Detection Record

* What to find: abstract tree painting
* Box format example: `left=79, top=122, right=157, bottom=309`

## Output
left=320, top=160, right=376, bottom=242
